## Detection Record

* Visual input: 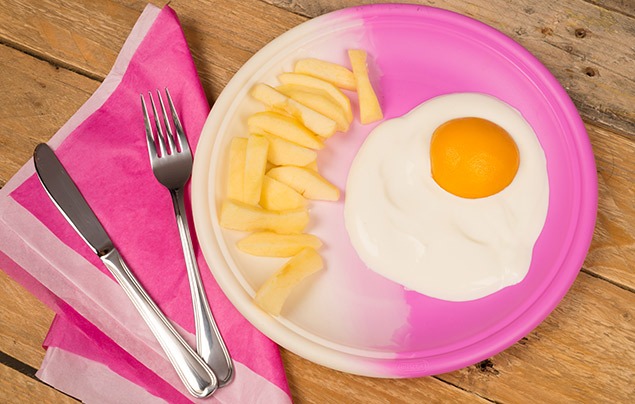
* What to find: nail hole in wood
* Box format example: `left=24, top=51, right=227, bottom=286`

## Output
left=584, top=67, right=597, bottom=77
left=575, top=28, right=587, bottom=38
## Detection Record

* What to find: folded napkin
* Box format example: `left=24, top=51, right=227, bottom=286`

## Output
left=0, top=4, right=290, bottom=403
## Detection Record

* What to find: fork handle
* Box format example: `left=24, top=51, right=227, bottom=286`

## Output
left=100, top=249, right=217, bottom=398
left=171, top=188, right=234, bottom=386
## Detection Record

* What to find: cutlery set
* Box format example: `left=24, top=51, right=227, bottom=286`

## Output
left=33, top=88, right=232, bottom=398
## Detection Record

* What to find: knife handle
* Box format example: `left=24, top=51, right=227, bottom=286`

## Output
left=100, top=249, right=218, bottom=398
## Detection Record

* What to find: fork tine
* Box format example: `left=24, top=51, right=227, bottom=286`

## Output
left=148, top=91, right=168, bottom=157
left=165, top=88, right=189, bottom=153
left=140, top=94, right=158, bottom=161
left=157, top=90, right=177, bottom=154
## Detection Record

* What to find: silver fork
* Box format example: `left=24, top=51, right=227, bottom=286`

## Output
left=141, top=89, right=233, bottom=387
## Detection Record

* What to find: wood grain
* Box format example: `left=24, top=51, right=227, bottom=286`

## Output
left=0, top=272, right=55, bottom=369
left=0, top=0, right=304, bottom=105
left=440, top=272, right=635, bottom=403
left=281, top=350, right=492, bottom=403
left=583, top=0, right=635, bottom=18
left=0, top=0, right=633, bottom=137
left=274, top=273, right=635, bottom=404
left=0, top=0, right=633, bottom=402
left=0, top=366, right=77, bottom=404
left=0, top=44, right=98, bottom=188
left=0, top=0, right=151, bottom=79
left=584, top=123, right=635, bottom=290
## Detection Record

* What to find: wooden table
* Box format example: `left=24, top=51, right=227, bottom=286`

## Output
left=1, top=0, right=633, bottom=402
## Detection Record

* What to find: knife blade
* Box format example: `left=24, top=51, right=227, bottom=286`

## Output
left=34, top=144, right=113, bottom=256
left=33, top=143, right=218, bottom=398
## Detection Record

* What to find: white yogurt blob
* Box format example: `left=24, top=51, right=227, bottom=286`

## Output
left=344, top=93, right=549, bottom=301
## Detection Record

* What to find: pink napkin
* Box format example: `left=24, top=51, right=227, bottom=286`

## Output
left=0, top=4, right=290, bottom=403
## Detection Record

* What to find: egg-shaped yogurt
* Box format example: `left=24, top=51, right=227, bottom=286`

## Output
left=344, top=93, right=549, bottom=301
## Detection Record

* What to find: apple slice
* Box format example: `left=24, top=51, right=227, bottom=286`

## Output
left=227, top=137, right=247, bottom=202
left=219, top=199, right=309, bottom=234
left=259, top=132, right=317, bottom=167
left=267, top=166, right=339, bottom=201
left=250, top=83, right=336, bottom=138
left=304, top=159, right=318, bottom=172
left=248, top=111, right=324, bottom=150
left=237, top=231, right=322, bottom=257
left=276, top=84, right=350, bottom=132
left=348, top=49, right=383, bottom=124
left=278, top=72, right=353, bottom=122
left=294, top=58, right=357, bottom=91
left=254, top=247, right=324, bottom=316
left=243, top=134, right=269, bottom=205
left=260, top=175, right=306, bottom=211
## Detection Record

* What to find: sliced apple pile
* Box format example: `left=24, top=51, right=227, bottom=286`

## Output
left=219, top=49, right=383, bottom=316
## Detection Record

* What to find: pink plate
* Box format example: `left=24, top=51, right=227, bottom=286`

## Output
left=191, top=4, right=597, bottom=377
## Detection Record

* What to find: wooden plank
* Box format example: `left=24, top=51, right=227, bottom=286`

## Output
left=3, top=268, right=631, bottom=402
left=583, top=0, right=635, bottom=18
left=278, top=271, right=635, bottom=403
left=0, top=44, right=98, bottom=188
left=0, top=0, right=303, bottom=102
left=0, top=1, right=633, bottom=402
left=0, top=0, right=157, bottom=79
left=438, top=272, right=635, bottom=403
left=280, top=350, right=491, bottom=403
left=1, top=0, right=632, bottom=136
left=0, top=272, right=55, bottom=369
left=584, top=123, right=635, bottom=289
left=264, top=0, right=635, bottom=137
left=0, top=365, right=77, bottom=403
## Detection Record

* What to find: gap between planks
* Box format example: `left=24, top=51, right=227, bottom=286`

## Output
left=433, top=375, right=499, bottom=403
left=0, top=352, right=79, bottom=403
left=0, top=37, right=103, bottom=82
left=581, top=268, right=635, bottom=294
left=0, top=351, right=38, bottom=379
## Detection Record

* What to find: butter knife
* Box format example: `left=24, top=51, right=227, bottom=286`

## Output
left=33, top=143, right=218, bottom=398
